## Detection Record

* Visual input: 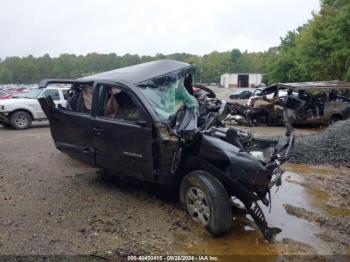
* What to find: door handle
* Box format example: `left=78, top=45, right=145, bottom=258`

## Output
left=92, top=127, right=104, bottom=135
left=82, top=147, right=92, bottom=155
left=136, top=120, right=148, bottom=127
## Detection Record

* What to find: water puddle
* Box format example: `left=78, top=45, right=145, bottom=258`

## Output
left=284, top=163, right=350, bottom=217
left=177, top=164, right=348, bottom=255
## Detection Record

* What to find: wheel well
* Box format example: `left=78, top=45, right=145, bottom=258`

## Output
left=10, top=109, right=34, bottom=121
left=177, top=165, right=230, bottom=194
left=331, top=113, right=343, bottom=120
left=174, top=156, right=234, bottom=193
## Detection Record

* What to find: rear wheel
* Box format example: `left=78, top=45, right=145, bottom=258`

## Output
left=248, top=110, right=267, bottom=126
left=10, top=111, right=32, bottom=129
left=180, top=171, right=232, bottom=235
left=249, top=116, right=260, bottom=126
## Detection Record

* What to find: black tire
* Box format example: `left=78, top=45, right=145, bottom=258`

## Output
left=249, top=116, right=260, bottom=126
left=179, top=170, right=232, bottom=235
left=249, top=111, right=268, bottom=126
left=10, top=111, right=32, bottom=130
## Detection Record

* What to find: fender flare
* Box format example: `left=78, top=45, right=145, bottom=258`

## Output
left=9, top=108, right=35, bottom=120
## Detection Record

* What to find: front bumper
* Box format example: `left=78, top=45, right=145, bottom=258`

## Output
left=0, top=112, right=10, bottom=123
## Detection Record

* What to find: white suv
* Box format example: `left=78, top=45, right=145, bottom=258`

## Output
left=0, top=87, right=68, bottom=129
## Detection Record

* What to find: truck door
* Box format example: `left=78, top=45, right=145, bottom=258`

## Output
left=38, top=84, right=95, bottom=165
left=37, top=89, right=62, bottom=118
left=91, top=83, right=155, bottom=182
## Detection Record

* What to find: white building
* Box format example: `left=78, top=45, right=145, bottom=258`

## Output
left=220, top=73, right=263, bottom=88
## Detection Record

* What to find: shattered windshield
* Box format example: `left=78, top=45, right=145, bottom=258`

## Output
left=138, top=76, right=198, bottom=122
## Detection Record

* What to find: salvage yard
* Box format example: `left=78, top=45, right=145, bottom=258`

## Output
left=1, top=0, right=350, bottom=260
left=0, top=121, right=349, bottom=257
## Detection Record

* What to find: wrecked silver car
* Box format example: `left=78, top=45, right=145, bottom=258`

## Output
left=38, top=60, right=295, bottom=240
left=235, top=81, right=350, bottom=127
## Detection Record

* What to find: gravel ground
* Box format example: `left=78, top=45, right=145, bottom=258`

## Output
left=0, top=122, right=349, bottom=257
left=290, top=119, right=350, bottom=166
left=0, top=125, right=195, bottom=257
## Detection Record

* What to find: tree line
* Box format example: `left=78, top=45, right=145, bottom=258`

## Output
left=0, top=0, right=349, bottom=85
left=0, top=51, right=269, bottom=84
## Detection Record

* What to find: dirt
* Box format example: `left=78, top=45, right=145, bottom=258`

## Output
left=283, top=163, right=350, bottom=254
left=0, top=123, right=350, bottom=258
left=284, top=163, right=350, bottom=210
left=0, top=124, right=194, bottom=257
left=284, top=204, right=350, bottom=254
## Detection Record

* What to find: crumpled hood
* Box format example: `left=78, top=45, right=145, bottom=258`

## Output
left=197, top=134, right=240, bottom=166
left=197, top=133, right=269, bottom=187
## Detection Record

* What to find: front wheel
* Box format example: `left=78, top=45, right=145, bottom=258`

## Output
left=179, top=171, right=232, bottom=235
left=10, top=111, right=32, bottom=130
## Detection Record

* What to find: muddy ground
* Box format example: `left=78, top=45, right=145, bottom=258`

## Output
left=0, top=123, right=349, bottom=259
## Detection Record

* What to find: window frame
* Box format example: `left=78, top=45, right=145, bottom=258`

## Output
left=93, top=82, right=150, bottom=126
left=40, top=89, right=61, bottom=101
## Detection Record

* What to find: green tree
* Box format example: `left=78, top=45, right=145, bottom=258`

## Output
left=265, top=0, right=350, bottom=84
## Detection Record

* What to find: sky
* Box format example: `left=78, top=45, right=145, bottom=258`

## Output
left=0, top=0, right=320, bottom=59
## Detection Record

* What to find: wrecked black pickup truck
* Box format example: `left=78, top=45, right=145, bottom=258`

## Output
left=38, top=60, right=295, bottom=240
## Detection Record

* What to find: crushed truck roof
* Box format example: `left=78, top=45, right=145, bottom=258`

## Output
left=78, top=59, right=193, bottom=84
left=39, top=60, right=194, bottom=88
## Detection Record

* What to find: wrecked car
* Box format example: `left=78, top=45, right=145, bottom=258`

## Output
left=232, top=81, right=350, bottom=127
left=38, top=60, right=295, bottom=240
left=281, top=81, right=350, bottom=126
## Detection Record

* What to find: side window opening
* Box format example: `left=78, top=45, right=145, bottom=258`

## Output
left=41, top=89, right=60, bottom=101
left=66, top=85, right=93, bottom=113
left=100, top=86, right=143, bottom=122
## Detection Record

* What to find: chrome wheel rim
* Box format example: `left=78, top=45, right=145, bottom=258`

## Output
left=186, top=187, right=210, bottom=226
left=15, top=114, right=28, bottom=127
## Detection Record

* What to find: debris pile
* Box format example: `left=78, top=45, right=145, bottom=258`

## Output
left=290, top=119, right=350, bottom=166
